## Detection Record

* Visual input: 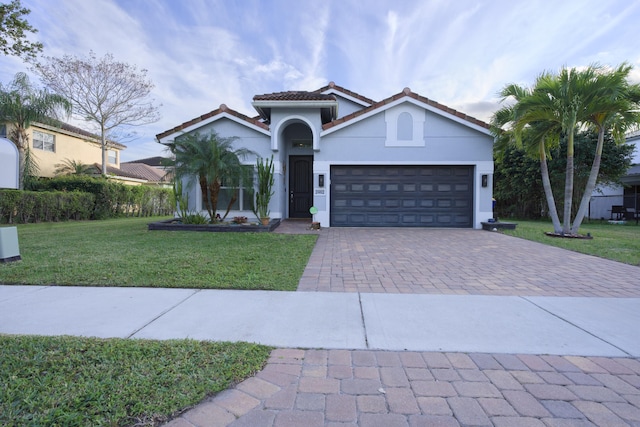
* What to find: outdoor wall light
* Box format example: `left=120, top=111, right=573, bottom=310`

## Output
left=318, top=174, right=325, bottom=187
left=482, top=174, right=488, bottom=187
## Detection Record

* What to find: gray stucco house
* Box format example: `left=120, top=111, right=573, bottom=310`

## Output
left=156, top=82, right=494, bottom=228
left=588, top=131, right=640, bottom=220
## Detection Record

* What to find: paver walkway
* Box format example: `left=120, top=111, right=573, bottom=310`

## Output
left=167, top=349, right=640, bottom=427
left=298, top=228, right=640, bottom=297
left=162, top=223, right=640, bottom=426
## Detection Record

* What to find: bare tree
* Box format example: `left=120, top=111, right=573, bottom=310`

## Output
left=33, top=51, right=161, bottom=176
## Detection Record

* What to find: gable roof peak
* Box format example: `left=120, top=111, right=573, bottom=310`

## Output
left=322, top=87, right=491, bottom=133
left=315, top=82, right=376, bottom=106
left=156, top=104, right=269, bottom=141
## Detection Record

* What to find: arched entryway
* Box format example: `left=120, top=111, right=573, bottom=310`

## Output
left=275, top=119, right=315, bottom=219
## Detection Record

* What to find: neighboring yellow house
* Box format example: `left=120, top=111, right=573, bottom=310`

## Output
left=0, top=121, right=171, bottom=186
left=0, top=121, right=126, bottom=177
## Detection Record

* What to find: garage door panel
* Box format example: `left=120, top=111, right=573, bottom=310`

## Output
left=330, top=165, right=473, bottom=228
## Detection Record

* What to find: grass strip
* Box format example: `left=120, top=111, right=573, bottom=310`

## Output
left=0, top=335, right=272, bottom=426
left=0, top=217, right=317, bottom=290
left=502, top=219, right=640, bottom=266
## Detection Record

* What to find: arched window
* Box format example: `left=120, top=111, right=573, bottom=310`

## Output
left=385, top=104, right=425, bottom=147
left=397, top=112, right=413, bottom=140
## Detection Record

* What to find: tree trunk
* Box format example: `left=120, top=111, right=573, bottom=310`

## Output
left=539, top=142, right=562, bottom=233
left=101, top=124, right=107, bottom=177
left=562, top=127, right=576, bottom=234
left=571, top=126, right=605, bottom=234
left=221, top=189, right=238, bottom=220
left=12, top=128, right=26, bottom=190
left=17, top=143, right=25, bottom=191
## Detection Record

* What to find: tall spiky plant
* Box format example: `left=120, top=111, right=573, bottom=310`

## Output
left=253, top=155, right=275, bottom=221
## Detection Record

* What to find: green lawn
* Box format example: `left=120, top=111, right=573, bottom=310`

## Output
left=502, top=219, right=640, bottom=266
left=0, top=335, right=271, bottom=427
left=0, top=217, right=317, bottom=290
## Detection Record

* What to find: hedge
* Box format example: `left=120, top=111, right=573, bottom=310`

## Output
left=0, top=190, right=94, bottom=223
left=1, top=176, right=174, bottom=223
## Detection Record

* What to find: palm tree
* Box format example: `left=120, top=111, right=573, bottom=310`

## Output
left=494, top=64, right=640, bottom=235
left=492, top=82, right=563, bottom=233
left=54, top=158, right=95, bottom=176
left=570, top=64, right=640, bottom=233
left=166, top=131, right=255, bottom=222
left=532, top=66, right=605, bottom=234
left=0, top=72, right=71, bottom=188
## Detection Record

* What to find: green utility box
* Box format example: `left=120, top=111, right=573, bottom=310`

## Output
left=0, top=227, right=21, bottom=263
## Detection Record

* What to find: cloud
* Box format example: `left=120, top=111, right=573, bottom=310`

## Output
left=5, top=0, right=640, bottom=162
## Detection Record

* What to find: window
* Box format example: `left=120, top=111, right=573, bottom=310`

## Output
left=108, top=150, right=117, bottom=164
left=385, top=104, right=425, bottom=147
left=291, top=139, right=312, bottom=148
left=33, top=130, right=55, bottom=152
left=202, top=166, right=255, bottom=212
left=397, top=112, right=413, bottom=140
left=0, top=124, right=6, bottom=138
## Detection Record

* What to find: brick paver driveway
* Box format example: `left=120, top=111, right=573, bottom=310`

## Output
left=165, top=226, right=640, bottom=427
left=298, top=228, right=640, bottom=297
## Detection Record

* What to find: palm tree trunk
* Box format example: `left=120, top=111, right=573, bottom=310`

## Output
left=199, top=175, right=214, bottom=220
left=539, top=142, right=562, bottom=233
left=571, top=126, right=605, bottom=234
left=562, top=128, right=576, bottom=234
left=13, top=128, right=26, bottom=190
left=221, top=189, right=238, bottom=220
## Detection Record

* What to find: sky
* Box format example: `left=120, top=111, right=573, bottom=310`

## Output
left=2, top=0, right=639, bottom=162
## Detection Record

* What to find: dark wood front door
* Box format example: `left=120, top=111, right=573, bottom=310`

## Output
left=289, top=156, right=313, bottom=218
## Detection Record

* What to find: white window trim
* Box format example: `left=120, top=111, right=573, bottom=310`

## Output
left=385, top=104, right=425, bottom=147
left=108, top=149, right=117, bottom=165
left=33, top=130, right=55, bottom=152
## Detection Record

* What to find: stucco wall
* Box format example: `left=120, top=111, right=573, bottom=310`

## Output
left=177, top=118, right=277, bottom=219
left=334, top=96, right=368, bottom=118
left=8, top=123, right=123, bottom=178
left=313, top=105, right=494, bottom=228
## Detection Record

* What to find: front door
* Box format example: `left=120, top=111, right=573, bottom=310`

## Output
left=289, top=155, right=313, bottom=218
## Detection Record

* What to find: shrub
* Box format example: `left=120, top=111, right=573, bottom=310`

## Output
left=181, top=213, right=209, bottom=224
left=0, top=190, right=94, bottom=223
left=29, top=176, right=174, bottom=219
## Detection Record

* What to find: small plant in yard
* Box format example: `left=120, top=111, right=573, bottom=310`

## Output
left=253, top=155, right=275, bottom=224
left=173, top=179, right=190, bottom=219
left=181, top=212, right=209, bottom=224
left=232, top=216, right=248, bottom=224
left=0, top=335, right=271, bottom=426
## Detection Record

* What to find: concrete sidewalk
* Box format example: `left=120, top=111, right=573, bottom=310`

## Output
left=1, top=285, right=638, bottom=357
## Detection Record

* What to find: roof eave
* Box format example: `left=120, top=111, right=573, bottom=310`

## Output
left=156, top=110, right=271, bottom=145
left=251, top=100, right=339, bottom=122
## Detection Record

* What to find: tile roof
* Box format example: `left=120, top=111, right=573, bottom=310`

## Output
left=322, top=87, right=491, bottom=131
left=314, top=81, right=376, bottom=105
left=34, top=120, right=127, bottom=150
left=156, top=104, right=268, bottom=141
left=92, top=163, right=146, bottom=180
left=120, top=163, right=170, bottom=182
left=122, top=156, right=168, bottom=167
left=253, top=91, right=337, bottom=102
left=156, top=83, right=489, bottom=140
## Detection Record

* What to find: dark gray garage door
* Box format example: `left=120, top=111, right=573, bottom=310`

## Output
left=330, top=165, right=474, bottom=227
